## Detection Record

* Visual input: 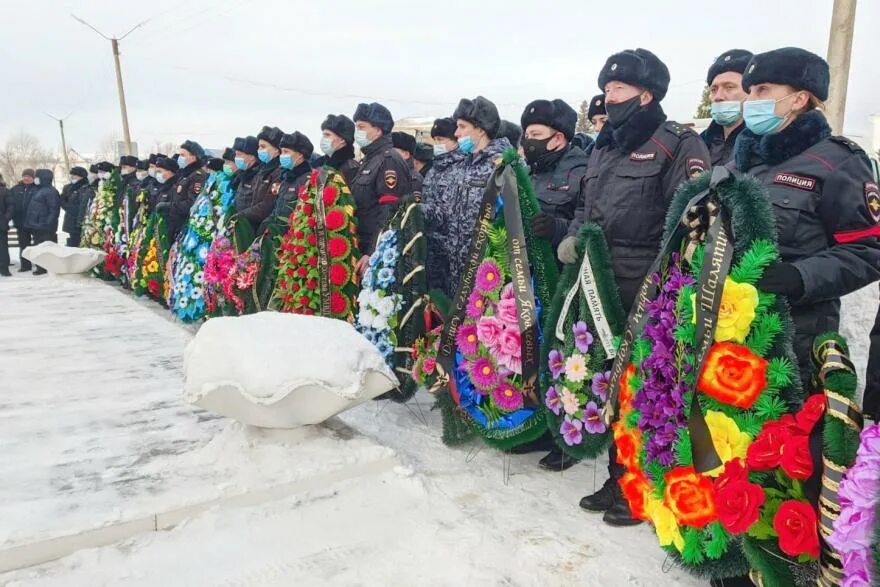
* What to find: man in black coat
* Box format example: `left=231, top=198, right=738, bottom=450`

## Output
left=157, top=140, right=205, bottom=241
left=25, top=169, right=61, bottom=275
left=10, top=168, right=37, bottom=271
left=392, top=131, right=424, bottom=195
left=351, top=102, right=412, bottom=266
left=700, top=49, right=753, bottom=166
left=258, top=131, right=314, bottom=234
left=316, top=114, right=360, bottom=186
left=413, top=143, right=433, bottom=179
left=0, top=173, right=12, bottom=276
left=60, top=166, right=90, bottom=246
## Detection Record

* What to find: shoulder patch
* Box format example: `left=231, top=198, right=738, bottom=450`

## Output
left=829, top=136, right=865, bottom=154
left=270, top=182, right=281, bottom=196
left=384, top=170, right=398, bottom=190
left=629, top=151, right=656, bottom=162
left=773, top=172, right=818, bottom=192
left=687, top=157, right=707, bottom=177
left=866, top=182, right=880, bottom=223
left=665, top=121, right=687, bottom=136
left=193, top=182, right=202, bottom=194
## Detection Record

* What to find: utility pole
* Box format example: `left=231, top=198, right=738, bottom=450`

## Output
left=826, top=0, right=858, bottom=135
left=71, top=14, right=149, bottom=156
left=45, top=112, right=72, bottom=174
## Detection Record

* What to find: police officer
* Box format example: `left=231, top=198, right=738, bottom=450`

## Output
left=413, top=143, right=433, bottom=178
left=557, top=48, right=710, bottom=527
left=735, top=47, right=880, bottom=386
left=60, top=166, right=90, bottom=246
left=701, top=49, right=753, bottom=166
left=392, top=131, right=423, bottom=195
left=157, top=140, right=206, bottom=241
left=352, top=102, right=412, bottom=266
left=258, top=131, right=313, bottom=234
left=498, top=120, right=522, bottom=150
left=238, top=127, right=284, bottom=234
left=583, top=94, right=607, bottom=157
left=117, top=155, right=140, bottom=205
left=221, top=147, right=237, bottom=176
left=317, top=114, right=359, bottom=185
left=135, top=159, right=150, bottom=188
left=232, top=135, right=261, bottom=228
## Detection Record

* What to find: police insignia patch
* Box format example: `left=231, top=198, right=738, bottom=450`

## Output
left=610, top=63, right=618, bottom=71
left=866, top=182, right=880, bottom=223
left=384, top=170, right=397, bottom=190
left=194, top=183, right=202, bottom=194
left=271, top=182, right=281, bottom=196
left=595, top=99, right=601, bottom=106
left=687, top=158, right=707, bottom=176
left=629, top=151, right=656, bottom=161
left=176, top=185, right=183, bottom=194
left=748, top=64, right=756, bottom=73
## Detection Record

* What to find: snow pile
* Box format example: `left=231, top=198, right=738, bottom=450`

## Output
left=21, top=242, right=105, bottom=274
left=184, top=312, right=398, bottom=428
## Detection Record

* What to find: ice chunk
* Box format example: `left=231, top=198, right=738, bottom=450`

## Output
left=21, top=242, right=106, bottom=274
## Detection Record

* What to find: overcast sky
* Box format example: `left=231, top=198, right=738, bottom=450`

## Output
left=1, top=0, right=878, bottom=157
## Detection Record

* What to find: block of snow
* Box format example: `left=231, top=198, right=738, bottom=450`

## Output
left=184, top=312, right=398, bottom=428
left=21, top=242, right=106, bottom=274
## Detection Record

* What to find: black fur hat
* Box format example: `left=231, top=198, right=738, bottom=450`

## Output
left=498, top=120, right=522, bottom=148
left=205, top=157, right=224, bottom=172
left=321, top=114, right=355, bottom=145
left=155, top=156, right=179, bottom=173
left=706, top=49, right=753, bottom=85
left=453, top=96, right=500, bottom=139
left=431, top=117, right=457, bottom=141
left=353, top=102, right=394, bottom=134
left=391, top=131, right=416, bottom=155
left=70, top=166, right=88, bottom=179
left=280, top=131, right=314, bottom=158
left=118, top=155, right=138, bottom=167
left=222, top=147, right=236, bottom=162
left=257, top=126, right=284, bottom=149
left=414, top=143, right=433, bottom=162
left=180, top=140, right=205, bottom=159
left=96, top=161, right=115, bottom=172
left=136, top=160, right=149, bottom=171
left=598, top=48, right=670, bottom=101
left=88, top=163, right=99, bottom=173
left=148, top=153, right=159, bottom=165
left=233, top=136, right=259, bottom=156
left=741, top=47, right=829, bottom=101
left=587, top=94, right=606, bottom=119
left=520, top=99, right=577, bottom=140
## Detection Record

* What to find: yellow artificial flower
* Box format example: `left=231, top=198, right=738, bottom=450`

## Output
left=147, top=261, right=159, bottom=273
left=344, top=205, right=355, bottom=217
left=704, top=410, right=752, bottom=477
left=690, top=277, right=758, bottom=343
left=646, top=497, right=685, bottom=552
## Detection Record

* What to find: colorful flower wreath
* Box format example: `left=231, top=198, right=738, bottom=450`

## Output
left=80, top=171, right=118, bottom=251
left=542, top=224, right=625, bottom=458
left=271, top=168, right=359, bottom=320
left=126, top=188, right=153, bottom=285
left=133, top=213, right=170, bottom=303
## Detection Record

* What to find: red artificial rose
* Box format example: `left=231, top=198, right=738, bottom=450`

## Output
left=328, top=236, right=349, bottom=258
left=746, top=420, right=789, bottom=470
left=303, top=203, right=313, bottom=216
left=714, top=479, right=765, bottom=534
left=306, top=279, right=317, bottom=290
left=298, top=296, right=310, bottom=307
left=148, top=279, right=159, bottom=295
left=308, top=217, right=317, bottom=228
left=714, top=458, right=749, bottom=493
left=795, top=394, right=825, bottom=434
left=323, top=185, right=339, bottom=206
left=297, top=266, right=308, bottom=278
left=309, top=170, right=318, bottom=187
left=308, top=233, right=317, bottom=246
left=773, top=500, right=819, bottom=558
left=299, top=188, right=310, bottom=202
left=294, top=245, right=306, bottom=255
left=329, top=264, right=348, bottom=286
left=325, top=209, right=345, bottom=231
left=330, top=292, right=348, bottom=315
left=308, top=256, right=318, bottom=267
left=294, top=230, right=304, bottom=240
left=780, top=433, right=814, bottom=480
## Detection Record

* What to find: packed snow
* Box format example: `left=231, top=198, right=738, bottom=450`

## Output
left=0, top=264, right=876, bottom=586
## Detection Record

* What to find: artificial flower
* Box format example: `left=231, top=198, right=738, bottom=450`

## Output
left=492, top=382, right=523, bottom=412
left=498, top=328, right=522, bottom=359
left=470, top=356, right=500, bottom=392
left=773, top=500, right=820, bottom=558
left=325, top=209, right=345, bottom=231
left=697, top=342, right=767, bottom=409
left=475, top=259, right=502, bottom=294
left=496, top=298, right=519, bottom=327
left=573, top=321, right=593, bottom=353
left=560, top=388, right=579, bottom=415
left=582, top=402, right=607, bottom=435
left=646, top=498, right=685, bottom=551
left=591, top=370, right=611, bottom=402
left=690, top=278, right=759, bottom=343
left=779, top=433, right=814, bottom=480
left=664, top=466, right=717, bottom=528
left=466, top=290, right=489, bottom=319
left=746, top=417, right=793, bottom=470
left=564, top=354, right=588, bottom=383
left=619, top=469, right=652, bottom=521
left=704, top=411, right=752, bottom=477
left=561, top=416, right=584, bottom=446
left=545, top=385, right=562, bottom=416
left=476, top=316, right=503, bottom=348
left=456, top=324, right=480, bottom=356
left=618, top=364, right=637, bottom=415
left=548, top=349, right=565, bottom=380
left=713, top=475, right=765, bottom=534
left=613, top=421, right=641, bottom=472
left=329, top=264, right=349, bottom=287
left=795, top=393, right=826, bottom=433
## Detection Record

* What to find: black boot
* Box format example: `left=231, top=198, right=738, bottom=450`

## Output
left=603, top=498, right=643, bottom=527
left=579, top=477, right=617, bottom=512
left=18, top=264, right=31, bottom=273
left=33, top=267, right=47, bottom=276
left=538, top=448, right=580, bottom=472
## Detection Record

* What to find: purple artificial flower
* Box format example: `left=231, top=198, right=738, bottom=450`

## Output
left=582, top=401, right=607, bottom=435
left=591, top=370, right=611, bottom=402
left=492, top=382, right=524, bottom=412
left=466, top=290, right=489, bottom=319
left=456, top=324, right=480, bottom=356
left=828, top=506, right=875, bottom=551
left=545, top=385, right=562, bottom=416
left=841, top=550, right=872, bottom=587
left=573, top=321, right=593, bottom=353
left=838, top=461, right=880, bottom=510
left=855, top=423, right=880, bottom=464
left=469, top=356, right=500, bottom=392
left=475, top=260, right=502, bottom=295
left=548, top=349, right=565, bottom=380
left=561, top=415, right=584, bottom=446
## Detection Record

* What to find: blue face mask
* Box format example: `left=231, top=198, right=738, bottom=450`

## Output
left=148, top=168, right=156, bottom=178
left=235, top=156, right=247, bottom=170
left=354, top=129, right=372, bottom=149
left=257, top=149, right=272, bottom=164
left=156, top=172, right=167, bottom=184
left=587, top=132, right=599, bottom=140
left=320, top=136, right=336, bottom=156
left=177, top=155, right=188, bottom=169
left=743, top=95, right=794, bottom=135
left=458, top=136, right=475, bottom=154
left=710, top=101, right=742, bottom=127
left=433, top=143, right=448, bottom=157
left=279, top=153, right=293, bottom=169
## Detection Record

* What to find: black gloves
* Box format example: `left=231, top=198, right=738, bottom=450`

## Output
left=530, top=213, right=556, bottom=240
left=757, top=262, right=805, bottom=299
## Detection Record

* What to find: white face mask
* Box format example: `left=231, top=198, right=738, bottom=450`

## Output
left=34, top=177, right=41, bottom=186
left=156, top=172, right=167, bottom=184
left=136, top=171, right=148, bottom=181
left=98, top=171, right=109, bottom=180
left=88, top=172, right=97, bottom=183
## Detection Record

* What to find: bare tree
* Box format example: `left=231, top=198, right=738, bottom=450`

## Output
left=0, top=131, right=57, bottom=181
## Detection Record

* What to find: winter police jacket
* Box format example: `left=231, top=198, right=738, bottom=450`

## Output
left=530, top=144, right=589, bottom=249
left=24, top=169, right=61, bottom=233
left=701, top=120, right=745, bottom=167
left=238, top=158, right=283, bottom=232
left=350, top=134, right=412, bottom=256
left=568, top=103, right=710, bottom=311
left=162, top=161, right=205, bottom=241
left=258, top=161, right=312, bottom=236
left=422, top=148, right=469, bottom=294
left=734, top=110, right=880, bottom=385
left=232, top=164, right=261, bottom=227
left=61, top=178, right=90, bottom=234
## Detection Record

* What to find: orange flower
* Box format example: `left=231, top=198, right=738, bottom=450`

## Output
left=697, top=342, right=768, bottom=409
left=664, top=466, right=717, bottom=528
left=613, top=421, right=642, bottom=472
left=618, top=364, right=637, bottom=415
left=619, top=469, right=652, bottom=521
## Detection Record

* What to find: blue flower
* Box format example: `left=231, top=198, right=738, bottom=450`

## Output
left=382, top=248, right=399, bottom=266
left=197, top=243, right=209, bottom=261
left=376, top=339, right=393, bottom=357
left=376, top=267, right=395, bottom=288
left=378, top=231, right=398, bottom=248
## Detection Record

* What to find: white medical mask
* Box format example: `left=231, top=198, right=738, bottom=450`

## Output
left=136, top=171, right=149, bottom=181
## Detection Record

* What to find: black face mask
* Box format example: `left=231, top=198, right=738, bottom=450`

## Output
left=521, top=136, right=553, bottom=164
left=605, top=95, right=643, bottom=128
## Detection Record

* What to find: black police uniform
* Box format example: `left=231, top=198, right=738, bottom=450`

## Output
left=321, top=145, right=360, bottom=187
left=568, top=106, right=710, bottom=312
left=531, top=145, right=588, bottom=249
left=350, top=134, right=412, bottom=255
left=700, top=120, right=745, bottom=167
left=162, top=161, right=205, bottom=241
left=238, top=158, right=283, bottom=232
left=733, top=110, right=880, bottom=385
left=258, top=161, right=312, bottom=235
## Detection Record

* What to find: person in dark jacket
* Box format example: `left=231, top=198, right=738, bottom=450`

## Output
left=413, top=143, right=433, bottom=179
left=0, top=174, right=12, bottom=275
left=232, top=136, right=260, bottom=217
left=117, top=155, right=139, bottom=204
left=558, top=48, right=710, bottom=527
left=10, top=168, right=37, bottom=271
left=867, top=296, right=880, bottom=422
left=25, top=169, right=61, bottom=274
left=351, top=102, right=412, bottom=265
left=498, top=120, right=522, bottom=150
left=258, top=131, right=313, bottom=235
left=423, top=117, right=468, bottom=294
left=734, top=47, right=880, bottom=387
left=316, top=114, right=359, bottom=186
left=61, top=166, right=90, bottom=246
left=156, top=140, right=205, bottom=241
left=392, top=131, right=423, bottom=195
left=135, top=159, right=150, bottom=187
left=237, top=127, right=284, bottom=232
left=700, top=49, right=753, bottom=166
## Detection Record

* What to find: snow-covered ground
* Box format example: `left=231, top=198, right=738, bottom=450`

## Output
left=0, top=267, right=875, bottom=586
